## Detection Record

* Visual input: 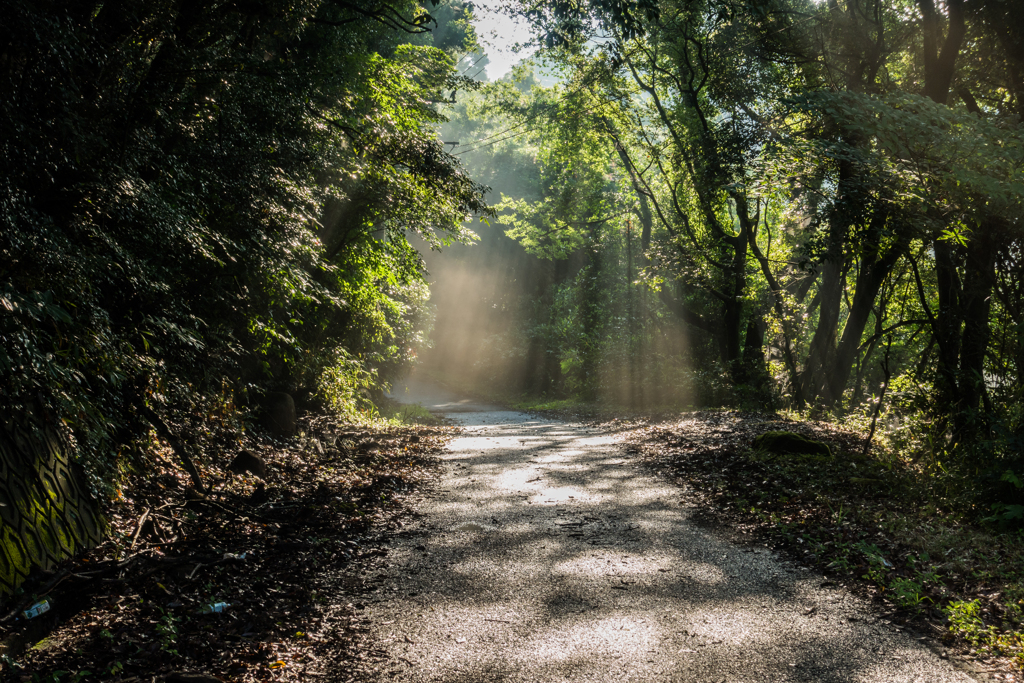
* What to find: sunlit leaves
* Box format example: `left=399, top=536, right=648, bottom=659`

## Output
left=0, top=0, right=486, bottom=493
left=790, top=91, right=1024, bottom=230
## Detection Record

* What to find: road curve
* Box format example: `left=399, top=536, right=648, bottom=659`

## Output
left=360, top=376, right=975, bottom=682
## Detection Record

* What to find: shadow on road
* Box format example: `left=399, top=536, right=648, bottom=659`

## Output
left=365, top=375, right=967, bottom=682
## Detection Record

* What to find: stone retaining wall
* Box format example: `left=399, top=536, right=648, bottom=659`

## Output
left=0, top=410, right=105, bottom=597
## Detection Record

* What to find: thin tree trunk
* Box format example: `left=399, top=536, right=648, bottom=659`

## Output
left=932, top=236, right=962, bottom=408
left=135, top=402, right=206, bottom=492
left=740, top=195, right=804, bottom=407
left=801, top=257, right=844, bottom=404
left=825, top=238, right=905, bottom=406
left=862, top=337, right=894, bottom=458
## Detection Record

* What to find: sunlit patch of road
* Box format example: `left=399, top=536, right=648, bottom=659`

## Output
left=361, top=376, right=974, bottom=682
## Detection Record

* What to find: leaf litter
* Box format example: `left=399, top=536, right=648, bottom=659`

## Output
left=1, top=413, right=455, bottom=682
left=619, top=409, right=1024, bottom=680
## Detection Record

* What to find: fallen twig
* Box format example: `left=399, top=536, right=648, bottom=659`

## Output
left=130, top=507, right=151, bottom=550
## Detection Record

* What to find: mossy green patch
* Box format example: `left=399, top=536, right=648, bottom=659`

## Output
left=31, top=637, right=56, bottom=652
left=0, top=422, right=106, bottom=597
left=512, top=397, right=581, bottom=412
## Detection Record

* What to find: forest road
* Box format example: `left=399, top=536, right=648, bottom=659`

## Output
left=358, top=376, right=976, bottom=683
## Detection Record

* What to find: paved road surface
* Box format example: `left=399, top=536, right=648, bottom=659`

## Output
left=360, top=376, right=975, bottom=682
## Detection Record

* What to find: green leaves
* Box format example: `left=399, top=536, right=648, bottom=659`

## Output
left=790, top=90, right=1024, bottom=230
left=0, top=0, right=487, bottom=493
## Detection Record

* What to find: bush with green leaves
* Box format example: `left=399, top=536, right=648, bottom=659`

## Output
left=0, top=0, right=486, bottom=494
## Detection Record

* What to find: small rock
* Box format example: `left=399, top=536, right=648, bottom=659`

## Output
left=249, top=482, right=267, bottom=504
left=752, top=431, right=831, bottom=458
left=262, top=392, right=297, bottom=437
left=228, top=450, right=267, bottom=478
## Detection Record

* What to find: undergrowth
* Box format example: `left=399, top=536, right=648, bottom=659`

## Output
left=626, top=411, right=1024, bottom=674
left=2, top=413, right=454, bottom=682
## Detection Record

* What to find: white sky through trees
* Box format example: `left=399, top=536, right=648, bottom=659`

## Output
left=470, top=1, right=536, bottom=80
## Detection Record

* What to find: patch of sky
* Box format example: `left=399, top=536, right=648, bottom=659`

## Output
left=469, top=1, right=537, bottom=81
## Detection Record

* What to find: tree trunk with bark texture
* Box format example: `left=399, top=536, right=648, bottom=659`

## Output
left=801, top=257, right=844, bottom=404
left=823, top=211, right=907, bottom=407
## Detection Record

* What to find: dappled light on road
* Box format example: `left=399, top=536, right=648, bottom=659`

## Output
left=367, top=377, right=971, bottom=682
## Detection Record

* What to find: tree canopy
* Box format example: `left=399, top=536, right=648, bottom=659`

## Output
left=2, top=0, right=1022, bottom=517
left=421, top=0, right=1024, bottom=516
left=0, top=0, right=486, bottom=492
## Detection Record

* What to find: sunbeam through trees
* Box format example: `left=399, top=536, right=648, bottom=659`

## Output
left=2, top=0, right=1024, bottom=679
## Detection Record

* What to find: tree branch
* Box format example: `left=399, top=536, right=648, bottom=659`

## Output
left=134, top=401, right=206, bottom=493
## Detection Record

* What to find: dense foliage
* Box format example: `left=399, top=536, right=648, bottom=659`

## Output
left=4, top=0, right=1022, bottom=518
left=0, top=0, right=486, bottom=492
left=426, top=0, right=1023, bottom=518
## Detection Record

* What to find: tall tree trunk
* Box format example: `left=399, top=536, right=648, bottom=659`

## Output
left=723, top=228, right=749, bottom=380
left=799, top=133, right=857, bottom=406
left=932, top=236, right=963, bottom=409
left=824, top=214, right=907, bottom=406
left=801, top=257, right=844, bottom=403
left=578, top=235, right=603, bottom=401
left=956, top=226, right=996, bottom=432
left=740, top=315, right=770, bottom=398
left=919, top=0, right=966, bottom=105
left=739, top=195, right=804, bottom=407
left=918, top=0, right=974, bottom=431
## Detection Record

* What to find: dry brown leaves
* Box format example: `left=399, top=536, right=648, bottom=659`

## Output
left=1, top=414, right=455, bottom=683
left=617, top=409, right=1023, bottom=680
